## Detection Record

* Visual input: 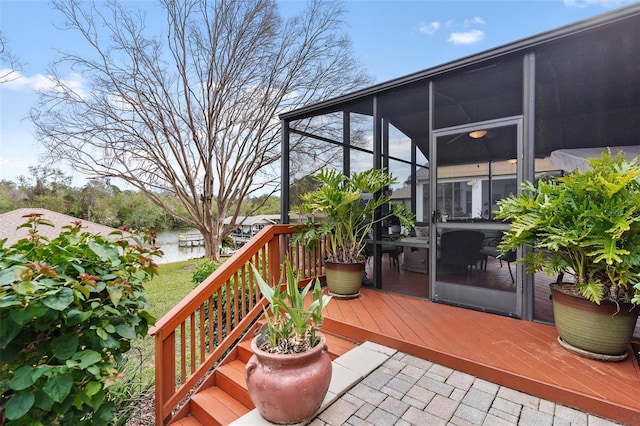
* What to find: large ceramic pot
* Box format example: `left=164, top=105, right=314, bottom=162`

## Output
left=324, top=261, right=363, bottom=298
left=245, top=334, right=332, bottom=424
left=550, top=283, right=640, bottom=361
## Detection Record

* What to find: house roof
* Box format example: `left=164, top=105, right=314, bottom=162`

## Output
left=390, top=185, right=411, bottom=201
left=0, top=208, right=123, bottom=246
left=222, top=215, right=279, bottom=227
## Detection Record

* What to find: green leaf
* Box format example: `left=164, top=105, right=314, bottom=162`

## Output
left=10, top=304, right=48, bottom=326
left=64, top=308, right=92, bottom=326
left=51, top=334, right=79, bottom=361
left=89, top=242, right=121, bottom=264
left=0, top=315, right=21, bottom=348
left=0, top=266, right=26, bottom=285
left=0, top=294, right=22, bottom=308
left=99, top=333, right=121, bottom=349
left=109, top=288, right=123, bottom=307
left=115, top=323, right=137, bottom=339
left=5, top=390, right=35, bottom=420
left=34, top=388, right=55, bottom=411
left=8, top=366, right=36, bottom=391
left=12, top=280, right=38, bottom=295
left=43, top=374, right=73, bottom=403
left=85, top=381, right=102, bottom=398
left=72, top=349, right=102, bottom=368
left=96, top=400, right=115, bottom=423
left=87, top=365, right=101, bottom=377
left=84, top=389, right=105, bottom=411
left=138, top=310, right=156, bottom=326
left=96, top=327, right=108, bottom=340
left=42, top=287, right=74, bottom=311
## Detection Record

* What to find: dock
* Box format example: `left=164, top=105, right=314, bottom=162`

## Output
left=178, top=233, right=204, bottom=247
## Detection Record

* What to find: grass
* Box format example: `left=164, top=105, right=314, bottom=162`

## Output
left=128, top=259, right=207, bottom=387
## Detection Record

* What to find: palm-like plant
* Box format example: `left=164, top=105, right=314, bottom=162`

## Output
left=291, top=168, right=415, bottom=264
left=495, top=151, right=640, bottom=304
left=251, top=259, right=331, bottom=354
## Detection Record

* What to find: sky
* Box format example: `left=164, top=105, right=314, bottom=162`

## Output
left=0, top=0, right=635, bottom=187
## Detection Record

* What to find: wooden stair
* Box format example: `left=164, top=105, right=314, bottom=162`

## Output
left=169, top=330, right=359, bottom=426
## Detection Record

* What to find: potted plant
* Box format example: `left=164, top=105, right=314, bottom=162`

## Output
left=291, top=168, right=415, bottom=298
left=245, top=259, right=332, bottom=424
left=495, top=151, right=640, bottom=360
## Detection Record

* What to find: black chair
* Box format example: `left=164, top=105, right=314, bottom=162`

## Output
left=479, top=232, right=517, bottom=282
left=498, top=249, right=517, bottom=282
left=439, top=230, right=485, bottom=274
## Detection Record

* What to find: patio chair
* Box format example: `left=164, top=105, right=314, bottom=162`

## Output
left=439, top=230, right=485, bottom=274
left=479, top=232, right=516, bottom=282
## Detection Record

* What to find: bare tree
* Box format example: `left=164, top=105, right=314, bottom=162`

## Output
left=31, top=0, right=369, bottom=259
left=0, top=32, right=21, bottom=83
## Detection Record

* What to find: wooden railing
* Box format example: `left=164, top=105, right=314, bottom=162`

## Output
left=150, top=225, right=325, bottom=425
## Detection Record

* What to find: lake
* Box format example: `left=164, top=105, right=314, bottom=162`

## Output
left=153, top=229, right=205, bottom=264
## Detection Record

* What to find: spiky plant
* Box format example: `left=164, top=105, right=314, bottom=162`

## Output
left=251, top=259, right=331, bottom=354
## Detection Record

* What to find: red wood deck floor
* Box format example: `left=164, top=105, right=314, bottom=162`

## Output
left=320, top=288, right=640, bottom=425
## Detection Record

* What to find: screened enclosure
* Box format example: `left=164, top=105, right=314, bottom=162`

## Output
left=280, top=4, right=640, bottom=324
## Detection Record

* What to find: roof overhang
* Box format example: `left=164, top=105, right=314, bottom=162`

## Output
left=550, top=146, right=640, bottom=172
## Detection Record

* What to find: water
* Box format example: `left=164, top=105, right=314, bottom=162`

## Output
left=153, top=229, right=205, bottom=264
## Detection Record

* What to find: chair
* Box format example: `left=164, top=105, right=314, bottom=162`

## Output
left=479, top=232, right=516, bottom=282
left=381, top=244, right=401, bottom=272
left=498, top=249, right=517, bottom=282
left=439, top=230, right=485, bottom=274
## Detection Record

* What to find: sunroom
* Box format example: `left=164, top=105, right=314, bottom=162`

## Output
left=279, top=4, right=640, bottom=327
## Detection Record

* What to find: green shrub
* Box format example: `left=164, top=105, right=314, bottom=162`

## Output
left=0, top=213, right=161, bottom=425
left=192, top=260, right=221, bottom=285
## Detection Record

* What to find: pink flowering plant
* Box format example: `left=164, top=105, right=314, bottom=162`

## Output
left=0, top=213, right=162, bottom=425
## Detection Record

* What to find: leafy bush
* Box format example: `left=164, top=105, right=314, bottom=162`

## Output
left=191, top=260, right=221, bottom=285
left=0, top=213, right=161, bottom=425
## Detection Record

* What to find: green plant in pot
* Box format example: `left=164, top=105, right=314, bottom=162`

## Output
left=245, top=259, right=332, bottom=424
left=291, top=167, right=415, bottom=298
left=495, top=151, right=640, bottom=361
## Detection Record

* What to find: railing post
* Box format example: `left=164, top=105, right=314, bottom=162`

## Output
left=268, top=235, right=281, bottom=285
left=155, top=332, right=176, bottom=425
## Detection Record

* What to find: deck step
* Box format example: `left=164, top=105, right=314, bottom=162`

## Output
left=216, top=360, right=253, bottom=408
left=169, top=329, right=359, bottom=426
left=190, top=387, right=252, bottom=426
left=324, top=330, right=358, bottom=358
left=168, top=416, right=203, bottom=426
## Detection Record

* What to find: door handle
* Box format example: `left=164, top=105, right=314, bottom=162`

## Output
left=431, top=210, right=437, bottom=224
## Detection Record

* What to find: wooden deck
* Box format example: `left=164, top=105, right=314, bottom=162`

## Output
left=320, top=288, right=640, bottom=426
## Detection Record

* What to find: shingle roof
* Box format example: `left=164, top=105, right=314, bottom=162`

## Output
left=0, top=208, right=122, bottom=246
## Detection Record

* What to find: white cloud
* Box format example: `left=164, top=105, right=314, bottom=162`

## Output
left=0, top=70, right=84, bottom=96
left=418, top=21, right=440, bottom=35
left=563, top=0, right=631, bottom=7
left=448, top=29, right=485, bottom=45
left=464, top=17, right=486, bottom=27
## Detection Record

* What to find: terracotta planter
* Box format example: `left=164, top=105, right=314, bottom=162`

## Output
left=325, top=261, right=363, bottom=298
left=550, top=283, right=639, bottom=361
left=245, top=334, right=332, bottom=424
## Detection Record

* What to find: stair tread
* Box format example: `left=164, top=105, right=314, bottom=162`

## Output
left=217, top=359, right=249, bottom=389
left=191, top=386, right=251, bottom=425
left=236, top=339, right=254, bottom=363
left=323, top=332, right=358, bottom=357
left=170, top=415, right=203, bottom=426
